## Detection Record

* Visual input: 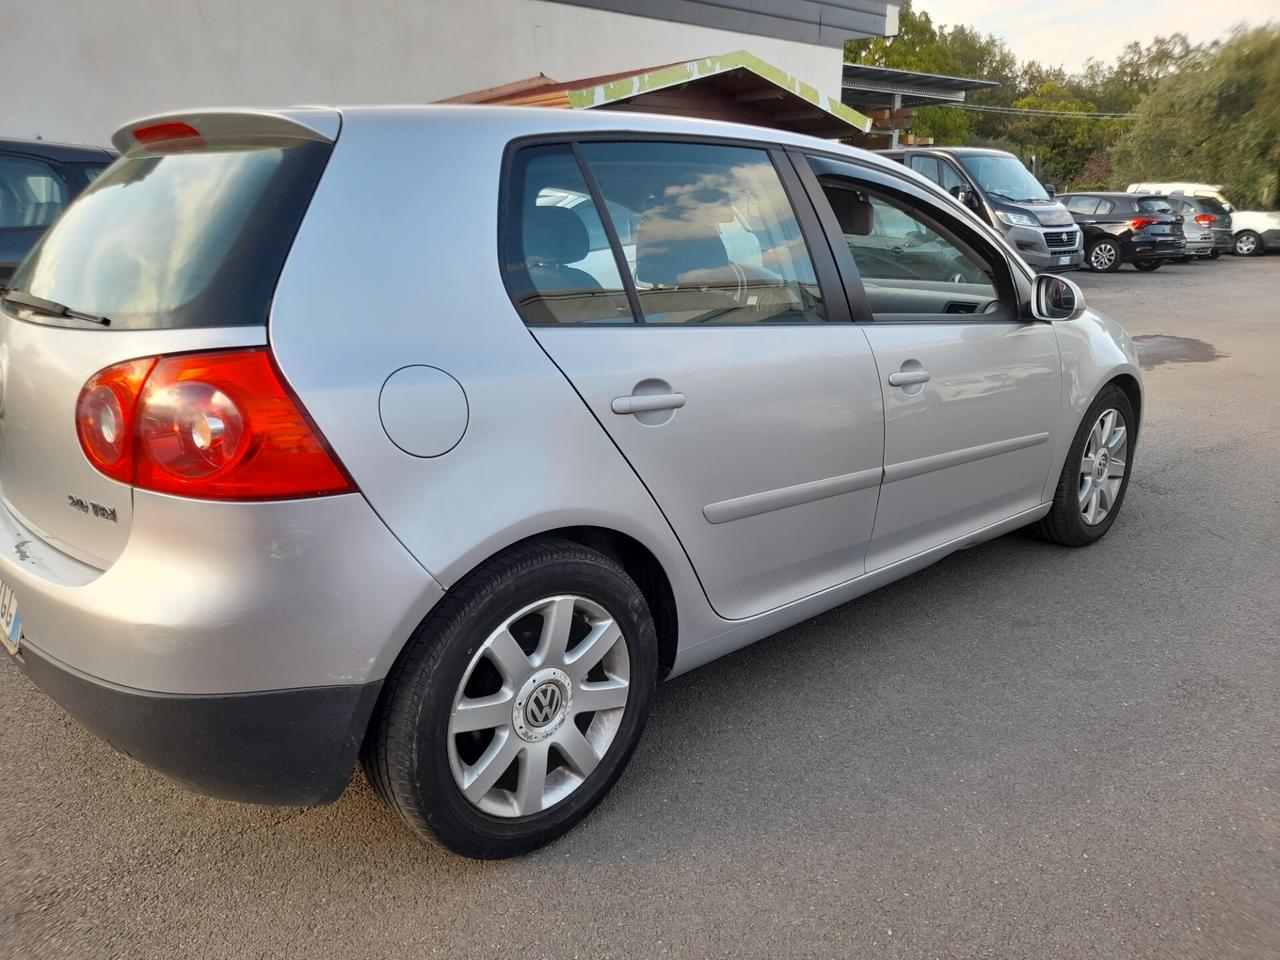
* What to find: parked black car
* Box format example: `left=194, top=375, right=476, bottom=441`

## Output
left=1164, top=193, right=1233, bottom=258
left=0, top=137, right=114, bottom=285
left=1060, top=192, right=1186, bottom=272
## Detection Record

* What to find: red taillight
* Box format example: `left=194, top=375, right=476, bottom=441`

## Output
left=76, top=358, right=155, bottom=483
left=1195, top=214, right=1216, bottom=225
left=1129, top=217, right=1161, bottom=231
left=75, top=349, right=354, bottom=500
left=132, top=121, right=201, bottom=145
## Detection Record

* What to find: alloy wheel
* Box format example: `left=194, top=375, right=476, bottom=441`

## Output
left=1235, top=233, right=1259, bottom=256
left=1078, top=407, right=1128, bottom=525
left=447, top=595, right=630, bottom=818
left=1090, top=243, right=1117, bottom=271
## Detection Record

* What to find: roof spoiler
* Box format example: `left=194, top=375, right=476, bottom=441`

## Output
left=112, top=108, right=339, bottom=154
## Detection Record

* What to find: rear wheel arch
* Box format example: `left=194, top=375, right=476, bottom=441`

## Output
left=532, top=526, right=679, bottom=679
left=389, top=526, right=679, bottom=684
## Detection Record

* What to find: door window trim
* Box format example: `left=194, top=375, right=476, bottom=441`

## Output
left=789, top=149, right=1028, bottom=325
left=497, top=131, right=853, bottom=328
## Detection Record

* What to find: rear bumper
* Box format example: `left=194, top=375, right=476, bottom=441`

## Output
left=0, top=489, right=443, bottom=804
left=13, top=641, right=379, bottom=804
left=0, top=491, right=442, bottom=694
left=1123, top=236, right=1185, bottom=261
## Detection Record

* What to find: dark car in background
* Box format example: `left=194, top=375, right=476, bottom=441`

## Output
left=1060, top=192, right=1186, bottom=272
left=1165, top=193, right=1232, bottom=259
left=0, top=138, right=114, bottom=285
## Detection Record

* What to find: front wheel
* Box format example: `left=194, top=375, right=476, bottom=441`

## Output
left=1234, top=230, right=1263, bottom=256
left=1133, top=259, right=1162, bottom=272
left=1034, top=384, right=1136, bottom=547
left=1086, top=238, right=1122, bottom=272
left=362, top=539, right=658, bottom=858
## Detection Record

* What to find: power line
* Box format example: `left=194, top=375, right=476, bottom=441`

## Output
left=948, top=103, right=1137, bottom=119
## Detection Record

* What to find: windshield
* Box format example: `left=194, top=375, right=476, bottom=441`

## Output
left=8, top=140, right=329, bottom=330
left=956, top=154, right=1049, bottom=203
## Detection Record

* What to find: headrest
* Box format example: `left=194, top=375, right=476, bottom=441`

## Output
left=523, top=206, right=589, bottom=266
left=828, top=188, right=874, bottom=236
left=636, top=219, right=730, bottom=286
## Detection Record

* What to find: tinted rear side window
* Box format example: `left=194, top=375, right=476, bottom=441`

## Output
left=9, top=140, right=330, bottom=330
left=1135, top=197, right=1174, bottom=213
left=501, top=144, right=635, bottom=326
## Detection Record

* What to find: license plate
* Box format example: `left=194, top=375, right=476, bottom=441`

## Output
left=0, top=579, right=20, bottom=656
left=1057, top=255, right=1074, bottom=265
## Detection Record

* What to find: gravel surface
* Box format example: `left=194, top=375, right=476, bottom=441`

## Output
left=2, top=254, right=1277, bottom=960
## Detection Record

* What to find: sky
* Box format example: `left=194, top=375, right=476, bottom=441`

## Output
left=915, top=0, right=1277, bottom=71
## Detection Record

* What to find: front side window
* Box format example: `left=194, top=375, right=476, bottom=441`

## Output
left=1135, top=197, right=1173, bottom=213
left=937, top=161, right=968, bottom=196
left=579, top=141, right=827, bottom=325
left=816, top=175, right=1004, bottom=319
left=909, top=156, right=941, bottom=184
left=1095, top=199, right=1115, bottom=215
left=0, top=155, right=68, bottom=229
left=1065, top=196, right=1099, bottom=215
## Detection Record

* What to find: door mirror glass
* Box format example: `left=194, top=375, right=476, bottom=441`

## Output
left=1042, top=182, right=1056, bottom=198
left=1032, top=273, right=1084, bottom=321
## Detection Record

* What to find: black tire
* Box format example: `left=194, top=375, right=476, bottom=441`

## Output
left=1177, top=255, right=1195, bottom=263
left=1234, top=230, right=1263, bottom=257
left=362, top=538, right=658, bottom=859
left=1132, top=259, right=1162, bottom=271
left=1034, top=384, right=1136, bottom=547
left=1208, top=249, right=1222, bottom=260
left=1086, top=238, right=1122, bottom=273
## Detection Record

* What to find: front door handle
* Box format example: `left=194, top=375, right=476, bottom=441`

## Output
left=887, top=369, right=930, bottom=387
left=611, top=392, right=686, bottom=415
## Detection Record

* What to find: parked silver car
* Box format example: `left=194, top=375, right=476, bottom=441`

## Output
left=0, top=106, right=1142, bottom=858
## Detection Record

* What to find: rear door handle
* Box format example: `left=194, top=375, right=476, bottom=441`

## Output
left=887, top=370, right=930, bottom=387
left=611, top=393, right=686, bottom=415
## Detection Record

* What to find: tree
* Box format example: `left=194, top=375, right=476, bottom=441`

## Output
left=1110, top=26, right=1280, bottom=208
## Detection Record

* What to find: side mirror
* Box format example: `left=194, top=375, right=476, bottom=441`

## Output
left=1043, top=182, right=1056, bottom=198
left=1032, top=273, right=1085, bottom=321
left=952, top=187, right=980, bottom=211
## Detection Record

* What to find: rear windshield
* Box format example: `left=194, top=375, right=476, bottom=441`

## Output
left=8, top=140, right=329, bottom=330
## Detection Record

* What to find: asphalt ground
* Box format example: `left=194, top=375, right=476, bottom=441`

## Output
left=2, top=253, right=1278, bottom=960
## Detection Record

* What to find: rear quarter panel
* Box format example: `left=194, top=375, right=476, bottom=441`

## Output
left=268, top=109, right=716, bottom=677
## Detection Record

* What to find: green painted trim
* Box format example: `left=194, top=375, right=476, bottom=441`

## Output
left=563, top=50, right=871, bottom=134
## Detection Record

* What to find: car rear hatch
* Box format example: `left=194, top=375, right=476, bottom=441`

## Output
left=0, top=109, right=337, bottom=569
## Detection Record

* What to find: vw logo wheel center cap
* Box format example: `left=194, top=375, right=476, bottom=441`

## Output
left=512, top=667, right=572, bottom=742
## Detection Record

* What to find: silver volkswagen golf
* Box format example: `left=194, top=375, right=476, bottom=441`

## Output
left=0, top=106, right=1141, bottom=858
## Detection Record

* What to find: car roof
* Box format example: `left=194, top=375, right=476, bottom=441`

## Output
left=114, top=103, right=920, bottom=182
left=1061, top=192, right=1158, bottom=198
left=0, top=136, right=115, bottom=162
left=340, top=103, right=905, bottom=163
left=882, top=146, right=1014, bottom=157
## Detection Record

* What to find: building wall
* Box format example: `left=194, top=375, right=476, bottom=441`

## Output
left=1, top=0, right=865, bottom=146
